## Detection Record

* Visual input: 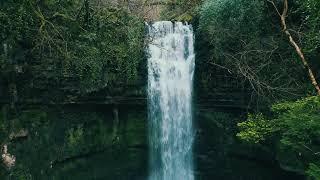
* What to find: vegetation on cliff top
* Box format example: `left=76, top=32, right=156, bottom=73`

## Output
left=0, top=0, right=145, bottom=96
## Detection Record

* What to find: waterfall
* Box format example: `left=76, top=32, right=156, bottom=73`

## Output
left=147, top=21, right=195, bottom=180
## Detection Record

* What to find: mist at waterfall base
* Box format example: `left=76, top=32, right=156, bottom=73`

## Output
left=147, top=21, right=195, bottom=180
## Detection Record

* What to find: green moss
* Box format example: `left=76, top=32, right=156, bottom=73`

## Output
left=123, top=113, right=147, bottom=147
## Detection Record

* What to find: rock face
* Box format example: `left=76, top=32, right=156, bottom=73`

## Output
left=48, top=105, right=149, bottom=180
left=0, top=105, right=148, bottom=179
left=0, top=102, right=303, bottom=179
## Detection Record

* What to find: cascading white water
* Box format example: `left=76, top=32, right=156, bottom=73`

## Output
left=147, top=21, right=195, bottom=180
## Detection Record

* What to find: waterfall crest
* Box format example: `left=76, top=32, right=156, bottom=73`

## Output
left=147, top=21, right=195, bottom=180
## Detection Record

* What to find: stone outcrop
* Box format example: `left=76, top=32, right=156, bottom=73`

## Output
left=2, top=144, right=15, bottom=169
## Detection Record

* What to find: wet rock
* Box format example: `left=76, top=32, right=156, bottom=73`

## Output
left=2, top=144, right=16, bottom=169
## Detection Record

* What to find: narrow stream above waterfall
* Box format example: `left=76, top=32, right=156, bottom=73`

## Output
left=147, top=21, right=195, bottom=180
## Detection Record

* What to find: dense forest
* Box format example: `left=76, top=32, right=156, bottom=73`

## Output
left=0, top=0, right=319, bottom=179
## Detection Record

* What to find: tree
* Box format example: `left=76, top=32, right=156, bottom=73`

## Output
left=267, top=0, right=320, bottom=95
left=198, top=0, right=312, bottom=107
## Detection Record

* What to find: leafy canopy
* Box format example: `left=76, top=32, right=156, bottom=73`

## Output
left=0, top=0, right=145, bottom=93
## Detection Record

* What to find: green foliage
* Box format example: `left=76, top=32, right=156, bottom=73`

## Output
left=0, top=0, right=145, bottom=94
left=199, top=0, right=265, bottom=53
left=161, top=0, right=202, bottom=21
left=272, top=96, right=320, bottom=151
left=307, top=163, right=320, bottom=180
left=66, top=8, right=144, bottom=91
left=198, top=0, right=270, bottom=73
left=297, top=0, right=320, bottom=54
left=237, top=113, right=276, bottom=143
left=66, top=125, right=84, bottom=149
left=237, top=96, right=320, bottom=176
